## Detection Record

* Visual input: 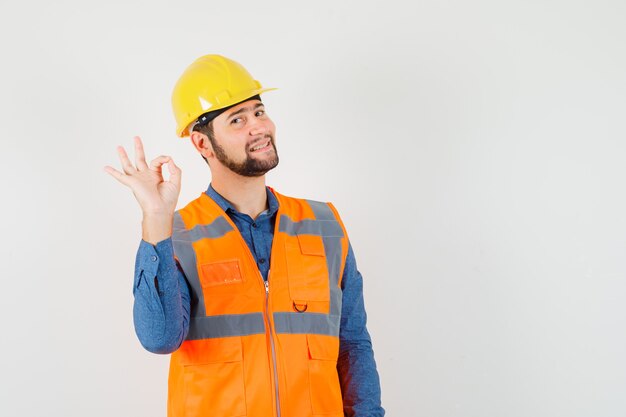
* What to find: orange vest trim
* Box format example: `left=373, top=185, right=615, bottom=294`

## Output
left=167, top=189, right=349, bottom=417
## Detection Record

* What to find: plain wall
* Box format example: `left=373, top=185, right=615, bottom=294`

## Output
left=1, top=0, right=625, bottom=416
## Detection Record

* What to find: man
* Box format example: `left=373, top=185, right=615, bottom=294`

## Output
left=105, top=54, right=384, bottom=417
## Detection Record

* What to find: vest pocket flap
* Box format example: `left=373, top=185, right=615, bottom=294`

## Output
left=199, top=260, right=243, bottom=287
left=297, top=234, right=325, bottom=256
left=179, top=336, right=243, bottom=365
left=306, top=334, right=339, bottom=361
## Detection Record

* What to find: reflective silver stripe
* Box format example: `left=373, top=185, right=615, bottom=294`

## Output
left=278, top=215, right=344, bottom=237
left=172, top=212, right=205, bottom=319
left=322, top=236, right=343, bottom=316
left=186, top=313, right=266, bottom=340
left=307, top=201, right=344, bottom=317
left=273, top=312, right=340, bottom=336
left=307, top=200, right=336, bottom=221
left=176, top=216, right=233, bottom=242
left=172, top=213, right=235, bottom=324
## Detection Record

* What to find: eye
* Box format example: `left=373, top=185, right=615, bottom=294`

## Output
left=231, top=117, right=243, bottom=125
left=256, top=110, right=265, bottom=116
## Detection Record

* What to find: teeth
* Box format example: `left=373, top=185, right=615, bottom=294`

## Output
left=251, top=141, right=269, bottom=151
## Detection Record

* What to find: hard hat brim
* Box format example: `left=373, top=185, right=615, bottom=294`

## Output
left=177, top=87, right=278, bottom=137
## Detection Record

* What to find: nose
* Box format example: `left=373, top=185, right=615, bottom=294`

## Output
left=249, top=120, right=267, bottom=136
left=249, top=115, right=272, bottom=137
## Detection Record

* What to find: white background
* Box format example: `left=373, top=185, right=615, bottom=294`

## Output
left=1, top=0, right=625, bottom=416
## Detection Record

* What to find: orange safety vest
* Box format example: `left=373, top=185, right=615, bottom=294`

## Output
left=167, top=188, right=349, bottom=417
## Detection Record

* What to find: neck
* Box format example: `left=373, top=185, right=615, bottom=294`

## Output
left=211, top=172, right=268, bottom=219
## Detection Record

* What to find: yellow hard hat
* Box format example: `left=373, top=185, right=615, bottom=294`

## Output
left=171, top=54, right=277, bottom=137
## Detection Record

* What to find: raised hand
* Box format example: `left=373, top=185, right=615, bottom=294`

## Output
left=104, top=136, right=182, bottom=244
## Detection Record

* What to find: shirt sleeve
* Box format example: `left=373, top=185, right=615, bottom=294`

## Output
left=337, top=242, right=385, bottom=417
left=133, top=237, right=190, bottom=354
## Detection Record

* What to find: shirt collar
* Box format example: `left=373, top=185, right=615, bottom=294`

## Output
left=206, top=184, right=279, bottom=217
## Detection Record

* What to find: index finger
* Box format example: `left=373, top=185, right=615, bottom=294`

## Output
left=134, top=136, right=149, bottom=170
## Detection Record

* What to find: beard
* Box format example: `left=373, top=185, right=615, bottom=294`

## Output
left=211, top=134, right=279, bottom=177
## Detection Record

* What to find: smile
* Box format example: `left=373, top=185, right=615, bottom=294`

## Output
left=249, top=139, right=272, bottom=153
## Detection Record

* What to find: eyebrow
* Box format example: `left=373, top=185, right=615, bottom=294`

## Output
left=227, top=102, right=265, bottom=119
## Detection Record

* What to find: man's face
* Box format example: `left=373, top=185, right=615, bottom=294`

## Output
left=209, top=99, right=278, bottom=177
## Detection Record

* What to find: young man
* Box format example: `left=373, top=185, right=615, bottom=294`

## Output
left=105, top=54, right=384, bottom=417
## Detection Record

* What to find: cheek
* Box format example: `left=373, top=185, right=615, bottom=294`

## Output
left=236, top=139, right=253, bottom=156
left=230, top=142, right=248, bottom=158
left=262, top=118, right=276, bottom=134
left=214, top=136, right=245, bottom=158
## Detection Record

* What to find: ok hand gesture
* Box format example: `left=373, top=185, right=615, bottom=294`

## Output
left=104, top=136, right=182, bottom=218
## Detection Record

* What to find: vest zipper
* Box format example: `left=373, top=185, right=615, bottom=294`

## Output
left=214, top=199, right=284, bottom=416
left=264, top=277, right=282, bottom=417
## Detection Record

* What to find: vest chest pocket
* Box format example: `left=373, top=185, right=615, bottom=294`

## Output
left=199, top=259, right=245, bottom=296
left=285, top=234, right=329, bottom=302
left=182, top=337, right=247, bottom=417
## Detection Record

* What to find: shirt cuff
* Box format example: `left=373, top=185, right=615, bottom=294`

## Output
left=136, top=237, right=175, bottom=277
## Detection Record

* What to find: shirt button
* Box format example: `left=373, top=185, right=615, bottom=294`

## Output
left=259, top=258, right=266, bottom=264
left=252, top=223, right=258, bottom=228
left=150, top=255, right=157, bottom=262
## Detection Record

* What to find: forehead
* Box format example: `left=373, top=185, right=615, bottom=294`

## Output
left=223, top=99, right=263, bottom=117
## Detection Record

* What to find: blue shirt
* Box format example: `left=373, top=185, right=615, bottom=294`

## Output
left=133, top=185, right=384, bottom=417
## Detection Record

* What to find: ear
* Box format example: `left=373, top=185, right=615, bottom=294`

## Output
left=190, top=131, right=214, bottom=158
